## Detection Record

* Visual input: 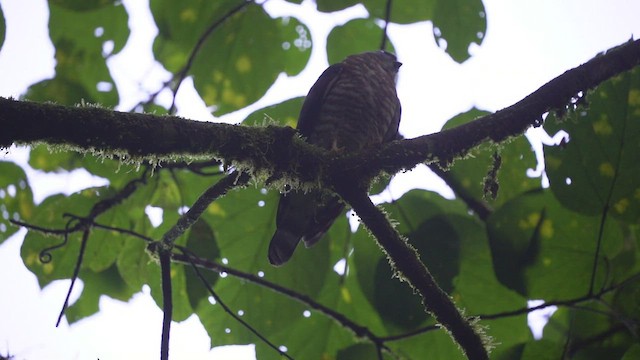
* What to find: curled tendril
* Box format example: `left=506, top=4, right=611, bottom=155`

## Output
left=39, top=233, right=68, bottom=263
left=38, top=217, right=79, bottom=264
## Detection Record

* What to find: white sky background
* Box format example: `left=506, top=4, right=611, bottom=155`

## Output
left=1, top=0, right=639, bottom=359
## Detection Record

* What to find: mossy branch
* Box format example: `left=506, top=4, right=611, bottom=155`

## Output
left=2, top=40, right=639, bottom=189
left=1, top=38, right=639, bottom=360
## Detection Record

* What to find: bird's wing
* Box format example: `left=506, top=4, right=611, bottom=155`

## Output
left=296, top=63, right=344, bottom=137
left=384, top=101, right=402, bottom=142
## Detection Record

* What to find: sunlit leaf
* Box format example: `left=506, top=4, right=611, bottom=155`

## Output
left=152, top=1, right=311, bottom=115
left=432, top=0, right=486, bottom=62
left=25, top=1, right=128, bottom=105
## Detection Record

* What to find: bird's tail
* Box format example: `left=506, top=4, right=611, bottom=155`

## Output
left=268, top=229, right=301, bottom=266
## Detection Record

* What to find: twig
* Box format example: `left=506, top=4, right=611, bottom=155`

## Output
left=379, top=0, right=393, bottom=51
left=55, top=223, right=91, bottom=327
left=382, top=272, right=640, bottom=342
left=178, top=246, right=294, bottom=360
left=170, top=245, right=389, bottom=351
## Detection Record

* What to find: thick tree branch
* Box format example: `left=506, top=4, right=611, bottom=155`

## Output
left=2, top=39, right=639, bottom=190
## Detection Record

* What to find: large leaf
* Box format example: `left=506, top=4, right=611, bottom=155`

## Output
left=65, top=263, right=136, bottom=323
left=354, top=190, right=528, bottom=351
left=243, top=97, right=304, bottom=128
left=0, top=161, right=34, bottom=243
left=25, top=1, right=128, bottom=105
left=315, top=0, right=362, bottom=13
left=544, top=67, right=640, bottom=223
left=364, top=0, right=435, bottom=24
left=184, top=219, right=221, bottom=310
left=432, top=0, right=486, bottom=62
left=21, top=185, right=149, bottom=287
left=326, top=18, right=396, bottom=65
left=151, top=1, right=311, bottom=115
left=196, top=184, right=332, bottom=350
left=487, top=189, right=624, bottom=299
left=322, top=0, right=485, bottom=62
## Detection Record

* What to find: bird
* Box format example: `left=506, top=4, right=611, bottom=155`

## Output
left=268, top=51, right=402, bottom=266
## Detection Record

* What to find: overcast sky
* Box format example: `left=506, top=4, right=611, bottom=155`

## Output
left=1, top=0, right=639, bottom=359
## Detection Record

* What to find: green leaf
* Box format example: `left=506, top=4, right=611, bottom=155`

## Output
left=25, top=1, right=129, bottom=105
left=442, top=109, right=539, bottom=207
left=148, top=171, right=184, bottom=209
left=29, top=145, right=85, bottom=172
left=355, top=189, right=528, bottom=347
left=20, top=190, right=101, bottom=287
left=315, top=0, right=362, bottom=13
left=543, top=306, right=635, bottom=359
left=28, top=145, right=142, bottom=189
left=147, top=260, right=194, bottom=321
left=364, top=0, right=435, bottom=24
left=116, top=235, right=151, bottom=291
left=243, top=97, right=304, bottom=128
left=432, top=0, right=486, bottom=62
left=622, top=344, right=640, bottom=360
left=519, top=340, right=564, bottom=360
left=337, top=343, right=392, bottom=360
left=65, top=263, right=135, bottom=323
left=0, top=162, right=34, bottom=243
left=197, top=185, right=332, bottom=348
left=326, top=18, right=395, bottom=65
left=151, top=2, right=311, bottom=115
left=487, top=189, right=623, bottom=299
left=51, top=0, right=119, bottom=12
left=184, top=219, right=220, bottom=310
left=544, top=67, right=640, bottom=223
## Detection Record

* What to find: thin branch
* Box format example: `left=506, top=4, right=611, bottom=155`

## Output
left=160, top=250, right=173, bottom=360
left=379, top=0, right=393, bottom=51
left=55, top=223, right=91, bottom=327
left=178, top=247, right=294, bottom=360
left=76, top=221, right=394, bottom=355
